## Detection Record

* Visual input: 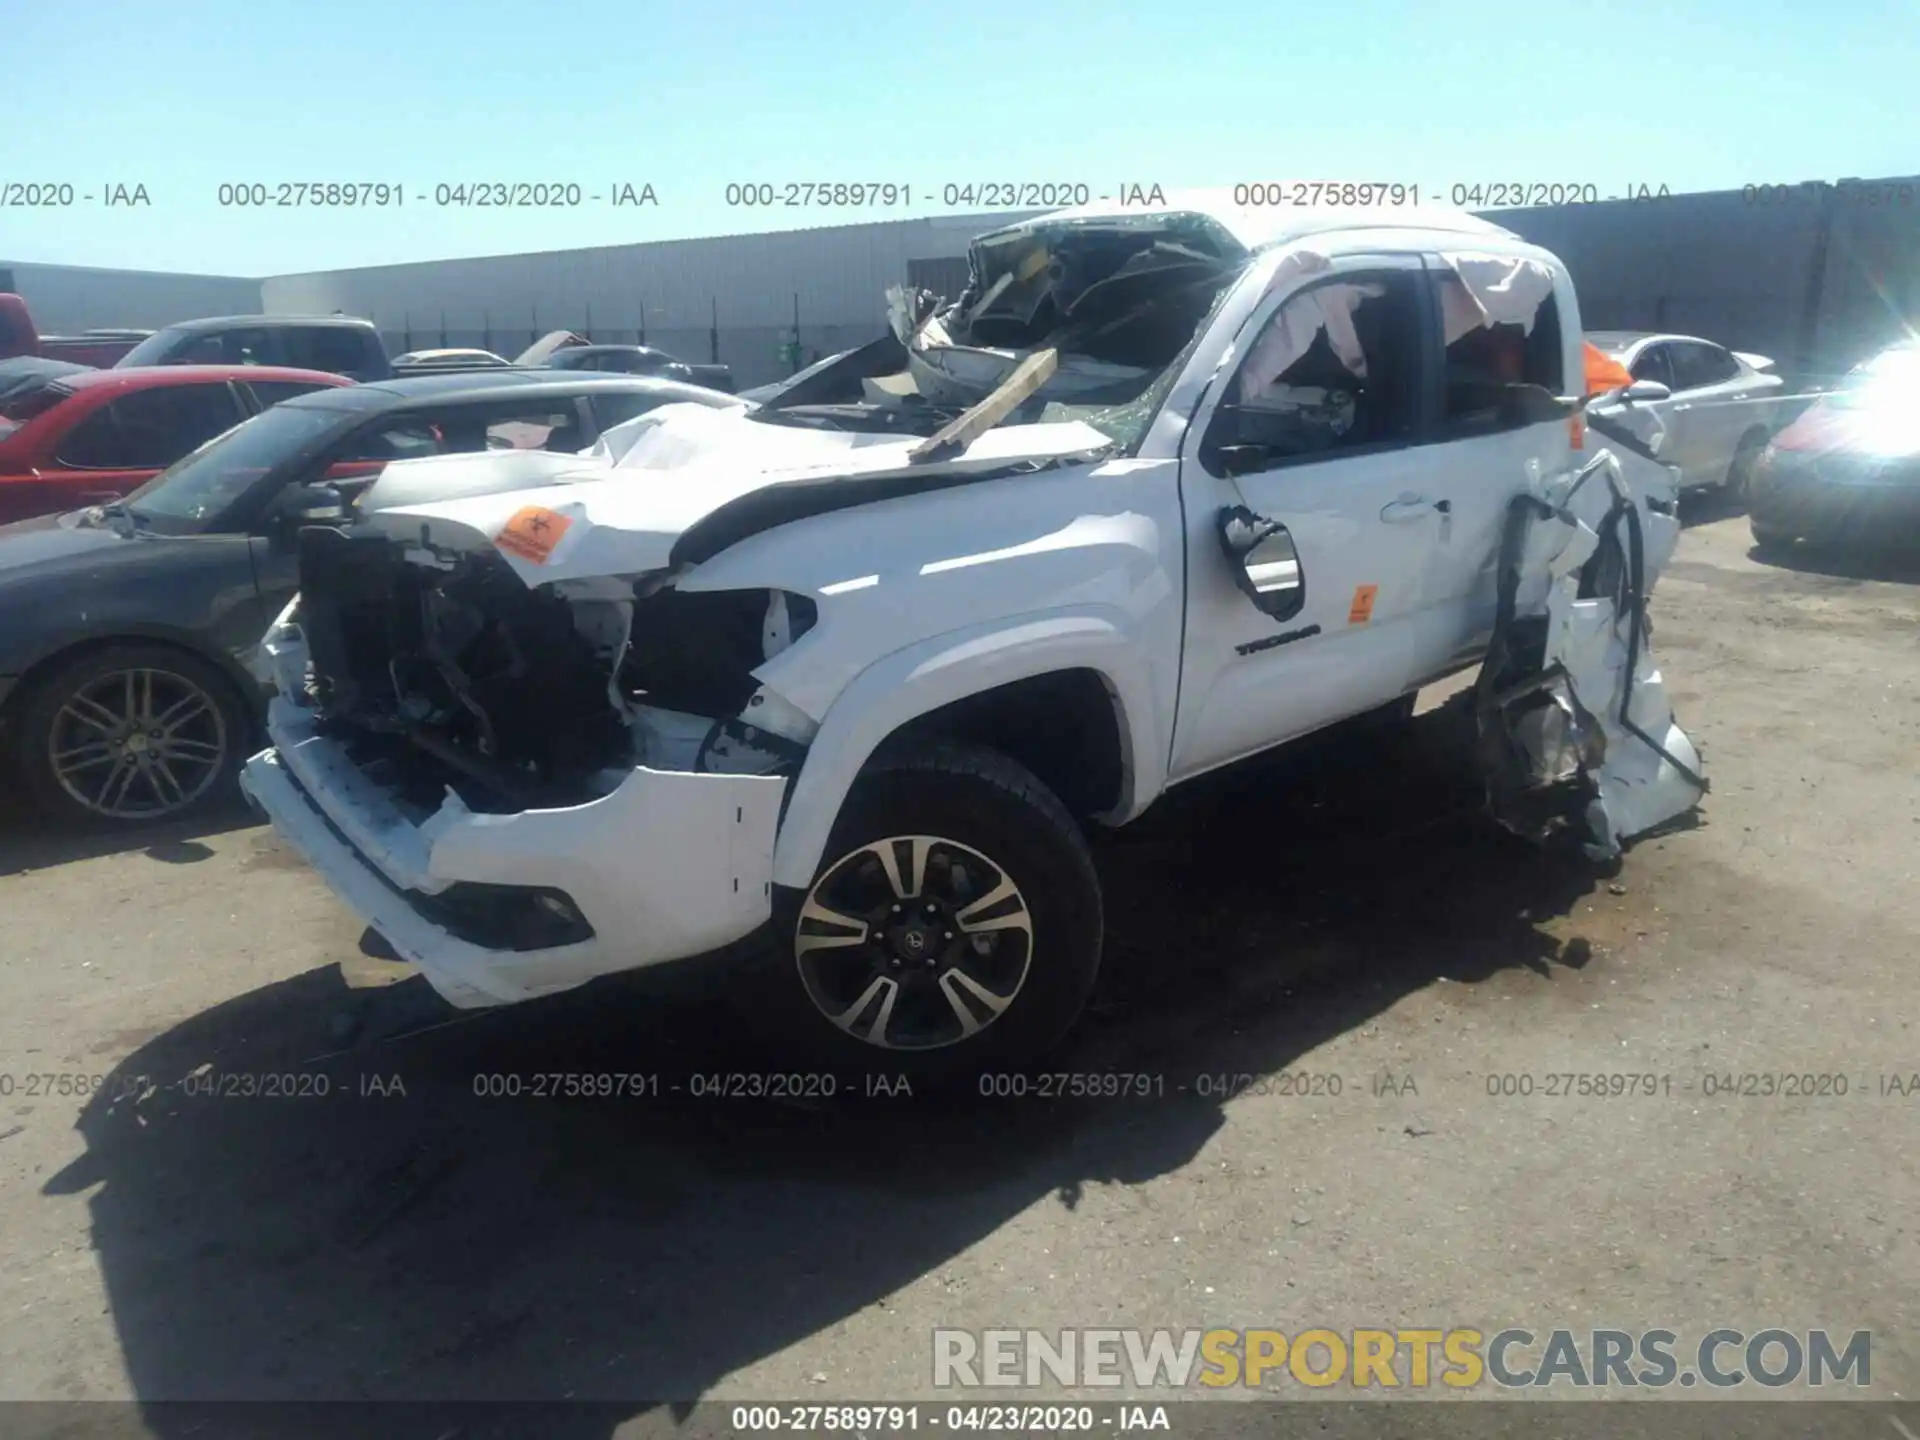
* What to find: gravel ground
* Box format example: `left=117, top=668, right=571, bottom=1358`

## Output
left=0, top=510, right=1916, bottom=1432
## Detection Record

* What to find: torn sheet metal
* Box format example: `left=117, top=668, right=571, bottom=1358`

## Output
left=357, top=447, right=608, bottom=513
left=1474, top=447, right=1707, bottom=861
left=885, top=284, right=940, bottom=346
left=891, top=209, right=1256, bottom=415
left=906, top=341, right=1149, bottom=406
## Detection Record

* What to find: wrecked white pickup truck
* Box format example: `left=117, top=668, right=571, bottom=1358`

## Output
left=240, top=193, right=1705, bottom=1077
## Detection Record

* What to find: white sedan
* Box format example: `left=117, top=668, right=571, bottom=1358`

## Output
left=1587, top=331, right=1789, bottom=497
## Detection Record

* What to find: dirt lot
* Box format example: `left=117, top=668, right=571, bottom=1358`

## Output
left=1, top=510, right=1917, bottom=1428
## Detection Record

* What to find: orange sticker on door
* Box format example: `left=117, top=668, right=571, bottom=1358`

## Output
left=1348, top=584, right=1378, bottom=624
left=494, top=505, right=572, bottom=564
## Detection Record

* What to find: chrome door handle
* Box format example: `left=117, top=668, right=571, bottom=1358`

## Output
left=1380, top=497, right=1449, bottom=523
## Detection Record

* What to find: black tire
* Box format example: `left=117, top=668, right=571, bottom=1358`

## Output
left=1749, top=518, right=1795, bottom=555
left=11, top=643, right=250, bottom=828
left=748, top=741, right=1103, bottom=1085
left=1724, top=430, right=1767, bottom=507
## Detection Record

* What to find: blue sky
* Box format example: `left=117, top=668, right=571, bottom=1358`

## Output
left=4, top=0, right=1914, bottom=277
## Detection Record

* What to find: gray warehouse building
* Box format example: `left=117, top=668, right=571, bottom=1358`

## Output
left=259, top=210, right=1040, bottom=390
left=6, top=178, right=1915, bottom=392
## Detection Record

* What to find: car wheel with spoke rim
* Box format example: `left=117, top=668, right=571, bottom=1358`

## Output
left=14, top=644, right=249, bottom=827
left=797, top=834, right=1037, bottom=1052
left=755, top=742, right=1103, bottom=1082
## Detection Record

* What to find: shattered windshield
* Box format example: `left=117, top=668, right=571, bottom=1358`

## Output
left=750, top=216, right=1250, bottom=455
left=1039, top=271, right=1243, bottom=448
left=121, top=401, right=348, bottom=528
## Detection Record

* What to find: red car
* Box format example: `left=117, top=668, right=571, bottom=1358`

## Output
left=0, top=365, right=354, bottom=525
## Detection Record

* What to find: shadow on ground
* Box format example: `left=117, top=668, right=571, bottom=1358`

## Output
left=1748, top=538, right=1920, bottom=586
left=44, top=700, right=1610, bottom=1433
left=1678, top=486, right=1747, bottom=529
left=0, top=792, right=258, bottom=878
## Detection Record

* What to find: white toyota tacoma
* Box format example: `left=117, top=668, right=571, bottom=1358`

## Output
left=240, top=194, right=1706, bottom=1078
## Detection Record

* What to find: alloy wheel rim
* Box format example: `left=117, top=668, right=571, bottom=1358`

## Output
left=794, top=834, right=1035, bottom=1051
left=49, top=668, right=228, bottom=819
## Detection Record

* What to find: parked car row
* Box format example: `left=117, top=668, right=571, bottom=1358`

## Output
left=1580, top=329, right=1920, bottom=551
left=1582, top=331, right=1790, bottom=498
left=0, top=296, right=737, bottom=392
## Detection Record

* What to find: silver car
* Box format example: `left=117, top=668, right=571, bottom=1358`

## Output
left=1588, top=331, right=1789, bottom=498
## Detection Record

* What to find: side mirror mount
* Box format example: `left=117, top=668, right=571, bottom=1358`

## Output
left=1205, top=401, right=1279, bottom=478
left=1570, top=378, right=1672, bottom=414
left=1216, top=505, right=1304, bottom=621
left=272, top=483, right=349, bottom=543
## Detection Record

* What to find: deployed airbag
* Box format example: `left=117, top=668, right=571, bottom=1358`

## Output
left=1436, top=252, right=1558, bottom=345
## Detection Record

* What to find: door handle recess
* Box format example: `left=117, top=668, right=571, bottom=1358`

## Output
left=1380, top=496, right=1450, bottom=523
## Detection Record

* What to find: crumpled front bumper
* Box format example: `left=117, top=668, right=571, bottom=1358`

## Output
left=240, top=699, right=787, bottom=1008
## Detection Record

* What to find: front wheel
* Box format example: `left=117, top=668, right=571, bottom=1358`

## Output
left=753, top=742, right=1104, bottom=1083
left=11, top=643, right=250, bottom=827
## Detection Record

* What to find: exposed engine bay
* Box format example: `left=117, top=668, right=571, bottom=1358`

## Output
left=293, top=525, right=813, bottom=814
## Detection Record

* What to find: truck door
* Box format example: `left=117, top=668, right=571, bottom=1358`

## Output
left=1167, top=252, right=1444, bottom=782
left=1408, top=253, right=1584, bottom=678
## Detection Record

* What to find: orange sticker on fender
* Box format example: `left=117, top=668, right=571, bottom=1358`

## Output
left=1348, top=584, right=1378, bottom=624
left=494, top=505, right=572, bottom=564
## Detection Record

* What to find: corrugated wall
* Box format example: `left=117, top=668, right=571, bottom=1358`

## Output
left=0, top=262, right=262, bottom=332
left=260, top=212, right=1041, bottom=389
left=1493, top=177, right=1920, bottom=386
left=15, top=180, right=1915, bottom=392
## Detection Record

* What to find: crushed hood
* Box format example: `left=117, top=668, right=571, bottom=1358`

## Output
left=739, top=194, right=1516, bottom=446
left=736, top=198, right=1276, bottom=442
left=359, top=414, right=1114, bottom=584
left=888, top=205, right=1251, bottom=411
left=358, top=446, right=608, bottom=512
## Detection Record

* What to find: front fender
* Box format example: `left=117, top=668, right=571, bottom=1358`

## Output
left=769, top=607, right=1163, bottom=891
